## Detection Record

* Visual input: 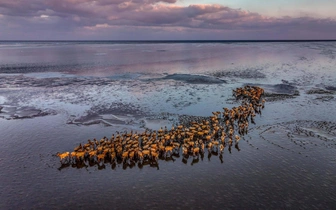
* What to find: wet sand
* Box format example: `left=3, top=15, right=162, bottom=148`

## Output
left=0, top=41, right=336, bottom=209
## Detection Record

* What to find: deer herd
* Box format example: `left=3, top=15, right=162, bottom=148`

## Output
left=57, top=85, right=266, bottom=169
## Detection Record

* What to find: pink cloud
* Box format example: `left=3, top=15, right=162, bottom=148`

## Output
left=0, top=0, right=335, bottom=39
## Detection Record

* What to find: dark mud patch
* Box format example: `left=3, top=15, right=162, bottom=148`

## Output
left=0, top=74, right=120, bottom=88
left=68, top=113, right=128, bottom=126
left=306, top=87, right=335, bottom=102
left=142, top=112, right=220, bottom=130
left=107, top=73, right=143, bottom=80
left=210, top=69, right=266, bottom=79
left=247, top=83, right=299, bottom=101
left=267, top=84, right=298, bottom=94
left=178, top=114, right=209, bottom=127
left=325, top=85, right=336, bottom=91
left=0, top=63, right=65, bottom=74
left=306, top=88, right=333, bottom=94
left=0, top=105, right=54, bottom=120
left=139, top=112, right=178, bottom=130
left=67, top=103, right=146, bottom=126
left=314, top=95, right=334, bottom=102
left=159, top=73, right=226, bottom=84
left=262, top=94, right=297, bottom=102
left=139, top=112, right=209, bottom=130
left=139, top=112, right=212, bottom=131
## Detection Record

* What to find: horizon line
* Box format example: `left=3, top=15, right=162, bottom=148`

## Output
left=1, top=39, right=336, bottom=43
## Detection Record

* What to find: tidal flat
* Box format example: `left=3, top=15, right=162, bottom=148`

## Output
left=0, top=41, right=335, bottom=209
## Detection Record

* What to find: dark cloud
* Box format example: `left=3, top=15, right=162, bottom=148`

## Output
left=0, top=0, right=335, bottom=39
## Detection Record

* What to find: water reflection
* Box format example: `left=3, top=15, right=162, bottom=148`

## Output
left=57, top=144, right=242, bottom=171
left=235, top=143, right=241, bottom=152
left=219, top=154, right=224, bottom=163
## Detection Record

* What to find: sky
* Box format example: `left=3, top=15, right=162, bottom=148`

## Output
left=0, top=0, right=336, bottom=40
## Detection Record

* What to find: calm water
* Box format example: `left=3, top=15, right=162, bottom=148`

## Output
left=0, top=41, right=336, bottom=209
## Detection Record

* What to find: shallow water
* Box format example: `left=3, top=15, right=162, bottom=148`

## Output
left=0, top=41, right=336, bottom=209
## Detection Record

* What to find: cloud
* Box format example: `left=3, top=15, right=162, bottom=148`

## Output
left=0, top=0, right=335, bottom=39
